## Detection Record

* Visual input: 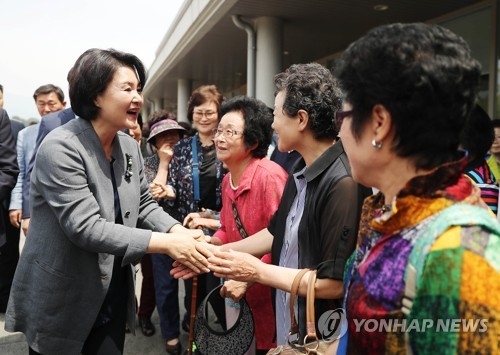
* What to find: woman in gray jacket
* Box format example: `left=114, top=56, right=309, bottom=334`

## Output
left=4, top=48, right=210, bottom=355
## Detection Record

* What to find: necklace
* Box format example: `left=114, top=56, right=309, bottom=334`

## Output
left=229, top=173, right=238, bottom=190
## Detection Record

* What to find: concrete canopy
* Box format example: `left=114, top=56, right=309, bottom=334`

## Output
left=143, top=0, right=485, bottom=112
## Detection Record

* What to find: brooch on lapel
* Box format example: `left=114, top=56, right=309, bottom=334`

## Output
left=125, top=154, right=133, bottom=181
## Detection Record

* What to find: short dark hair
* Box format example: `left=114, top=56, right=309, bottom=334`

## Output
left=178, top=121, right=192, bottom=131
left=148, top=110, right=177, bottom=126
left=178, top=121, right=196, bottom=137
left=0, top=84, right=3, bottom=93
left=220, top=95, right=273, bottom=158
left=274, top=63, right=342, bottom=140
left=187, top=85, right=224, bottom=123
left=33, top=84, right=65, bottom=102
left=334, top=23, right=481, bottom=170
left=460, top=105, right=493, bottom=170
left=491, top=119, right=500, bottom=129
left=68, top=48, right=146, bottom=121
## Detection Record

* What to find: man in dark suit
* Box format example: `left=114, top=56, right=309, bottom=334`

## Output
left=9, top=120, right=25, bottom=140
left=21, top=107, right=76, bottom=234
left=0, top=84, right=24, bottom=138
left=0, top=84, right=25, bottom=312
left=0, top=108, right=20, bottom=312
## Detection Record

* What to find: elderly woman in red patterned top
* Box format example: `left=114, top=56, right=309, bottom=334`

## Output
left=209, top=95, right=288, bottom=354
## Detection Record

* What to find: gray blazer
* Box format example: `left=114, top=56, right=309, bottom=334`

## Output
left=5, top=118, right=178, bottom=354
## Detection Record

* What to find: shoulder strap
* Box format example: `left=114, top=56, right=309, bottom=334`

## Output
left=305, top=270, right=319, bottom=339
left=231, top=200, right=249, bottom=238
left=403, top=203, right=500, bottom=352
left=191, top=137, right=200, bottom=203
left=287, top=269, right=310, bottom=343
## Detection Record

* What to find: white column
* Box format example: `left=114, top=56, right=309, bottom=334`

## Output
left=177, top=78, right=191, bottom=122
left=255, top=16, right=283, bottom=107
left=141, top=104, right=149, bottom=122
left=153, top=98, right=162, bottom=112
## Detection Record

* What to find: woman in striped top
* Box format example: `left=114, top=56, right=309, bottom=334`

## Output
left=461, top=104, right=499, bottom=215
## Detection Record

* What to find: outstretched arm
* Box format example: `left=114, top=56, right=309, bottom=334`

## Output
left=147, top=228, right=212, bottom=274
left=209, top=249, right=344, bottom=299
left=220, top=227, right=274, bottom=257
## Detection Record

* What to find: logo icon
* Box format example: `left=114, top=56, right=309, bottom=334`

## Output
left=318, top=308, right=348, bottom=341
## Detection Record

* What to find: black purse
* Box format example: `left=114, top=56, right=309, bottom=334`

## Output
left=194, top=285, right=255, bottom=355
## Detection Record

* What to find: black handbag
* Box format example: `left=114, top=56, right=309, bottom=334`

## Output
left=194, top=284, right=255, bottom=355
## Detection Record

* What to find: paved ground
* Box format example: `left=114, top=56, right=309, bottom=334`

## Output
left=0, top=232, right=190, bottom=355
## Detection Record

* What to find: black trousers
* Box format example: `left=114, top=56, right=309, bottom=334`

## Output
left=0, top=211, right=20, bottom=312
left=81, top=258, right=128, bottom=355
left=80, top=307, right=127, bottom=355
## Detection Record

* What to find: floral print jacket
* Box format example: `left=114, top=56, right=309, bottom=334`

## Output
left=165, top=134, right=225, bottom=222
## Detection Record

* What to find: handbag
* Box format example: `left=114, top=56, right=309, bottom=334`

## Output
left=267, top=269, right=332, bottom=355
left=194, top=284, right=255, bottom=355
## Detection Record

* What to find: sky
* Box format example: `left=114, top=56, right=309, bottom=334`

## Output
left=0, top=0, right=184, bottom=120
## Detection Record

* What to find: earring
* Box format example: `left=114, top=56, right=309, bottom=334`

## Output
left=371, top=139, right=382, bottom=150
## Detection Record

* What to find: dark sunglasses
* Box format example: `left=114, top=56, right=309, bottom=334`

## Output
left=335, top=110, right=353, bottom=130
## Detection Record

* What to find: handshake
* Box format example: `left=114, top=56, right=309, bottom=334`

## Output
left=167, top=225, right=221, bottom=280
left=170, top=210, right=263, bottom=301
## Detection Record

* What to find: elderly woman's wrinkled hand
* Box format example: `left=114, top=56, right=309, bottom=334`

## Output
left=183, top=212, right=220, bottom=231
left=208, top=249, right=260, bottom=283
left=220, top=280, right=250, bottom=302
left=183, top=212, right=201, bottom=227
left=157, top=145, right=174, bottom=162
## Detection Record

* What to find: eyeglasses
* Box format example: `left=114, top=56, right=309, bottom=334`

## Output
left=212, top=128, right=243, bottom=139
left=193, top=111, right=217, bottom=119
left=335, top=110, right=353, bottom=130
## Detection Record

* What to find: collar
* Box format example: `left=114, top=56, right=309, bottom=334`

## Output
left=229, top=157, right=262, bottom=198
left=293, top=140, right=345, bottom=183
left=368, top=157, right=484, bottom=234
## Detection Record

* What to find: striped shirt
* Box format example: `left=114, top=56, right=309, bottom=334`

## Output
left=464, top=160, right=499, bottom=215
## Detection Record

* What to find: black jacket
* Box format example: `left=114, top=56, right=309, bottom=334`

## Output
left=0, top=109, right=20, bottom=246
left=269, top=140, right=371, bottom=340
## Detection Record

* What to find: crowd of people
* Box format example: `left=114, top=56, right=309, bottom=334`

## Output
left=0, top=21, right=499, bottom=355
